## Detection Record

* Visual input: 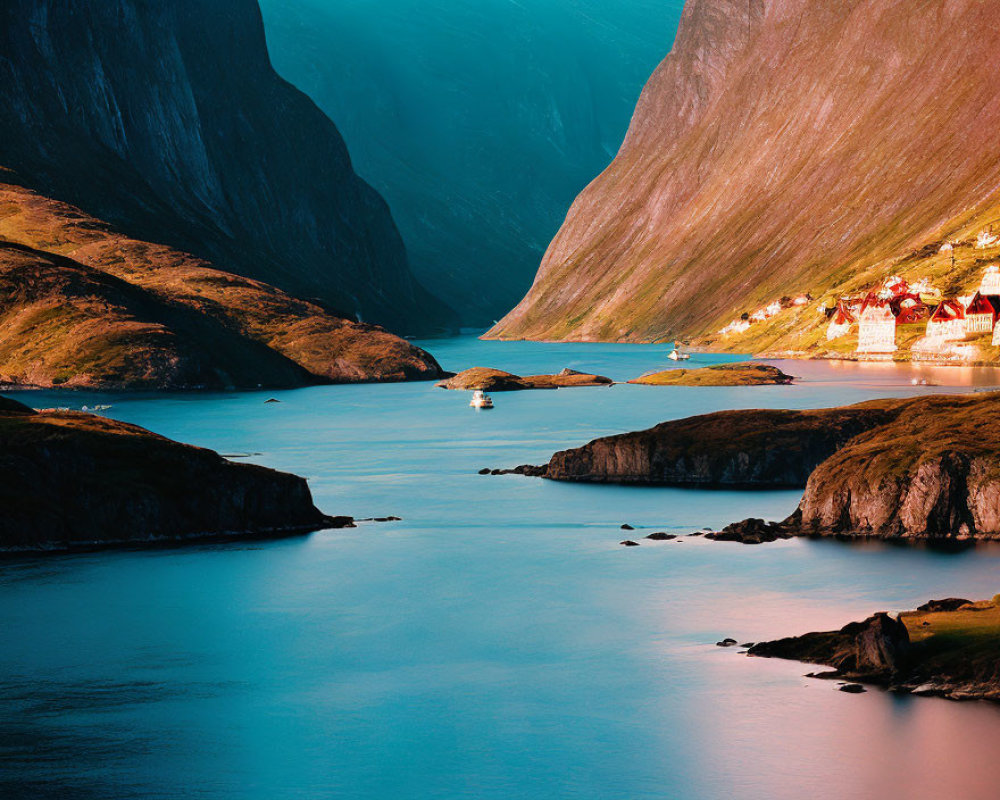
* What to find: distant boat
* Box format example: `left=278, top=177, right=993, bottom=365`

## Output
left=470, top=390, right=494, bottom=409
left=668, top=342, right=690, bottom=361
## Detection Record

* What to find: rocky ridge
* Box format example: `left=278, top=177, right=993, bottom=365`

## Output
left=0, top=181, right=442, bottom=389
left=0, top=0, right=452, bottom=333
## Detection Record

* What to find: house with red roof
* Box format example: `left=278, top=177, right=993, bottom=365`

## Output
left=926, top=299, right=966, bottom=341
left=826, top=300, right=855, bottom=340
left=963, top=292, right=1000, bottom=334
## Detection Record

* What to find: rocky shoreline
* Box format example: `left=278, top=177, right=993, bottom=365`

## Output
left=747, top=599, right=1000, bottom=703
left=0, top=396, right=350, bottom=553
left=491, top=393, right=1000, bottom=543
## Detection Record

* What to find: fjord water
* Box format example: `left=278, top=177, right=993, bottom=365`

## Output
left=5, top=338, right=1000, bottom=799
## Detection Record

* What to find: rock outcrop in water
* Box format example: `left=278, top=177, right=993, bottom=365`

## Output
left=0, top=401, right=347, bottom=552
left=749, top=599, right=1000, bottom=702
left=489, top=0, right=1000, bottom=343
left=533, top=404, right=902, bottom=487
left=0, top=0, right=452, bottom=334
left=0, top=182, right=442, bottom=389
left=629, top=363, right=793, bottom=386
left=437, top=367, right=613, bottom=392
left=750, top=613, right=911, bottom=678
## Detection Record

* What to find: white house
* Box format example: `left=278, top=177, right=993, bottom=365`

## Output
left=857, top=303, right=897, bottom=354
left=980, top=265, right=1000, bottom=295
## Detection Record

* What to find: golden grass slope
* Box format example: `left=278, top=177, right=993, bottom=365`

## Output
left=0, top=180, right=442, bottom=388
left=489, top=0, right=1000, bottom=344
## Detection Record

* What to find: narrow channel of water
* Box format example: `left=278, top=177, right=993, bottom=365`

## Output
left=4, top=338, right=1000, bottom=800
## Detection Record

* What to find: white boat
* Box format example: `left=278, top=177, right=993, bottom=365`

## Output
left=668, top=342, right=690, bottom=361
left=470, top=390, right=494, bottom=409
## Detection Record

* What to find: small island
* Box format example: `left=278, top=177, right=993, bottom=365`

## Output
left=628, top=362, right=793, bottom=386
left=748, top=598, right=1000, bottom=702
left=437, top=366, right=613, bottom=391
left=0, top=396, right=348, bottom=552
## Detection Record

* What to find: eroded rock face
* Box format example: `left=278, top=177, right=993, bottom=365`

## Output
left=490, top=0, right=1000, bottom=342
left=541, top=404, right=903, bottom=486
left=750, top=613, right=910, bottom=678
left=0, top=0, right=452, bottom=334
left=0, top=405, right=345, bottom=551
left=795, top=394, right=1000, bottom=540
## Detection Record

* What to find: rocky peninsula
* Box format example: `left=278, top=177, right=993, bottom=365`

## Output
left=749, top=598, right=1000, bottom=702
left=628, top=363, right=793, bottom=386
left=500, top=392, right=1000, bottom=542
left=507, top=403, right=901, bottom=487
left=0, top=397, right=348, bottom=552
left=437, top=367, right=612, bottom=392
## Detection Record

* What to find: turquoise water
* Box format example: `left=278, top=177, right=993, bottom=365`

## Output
left=5, top=338, right=1000, bottom=799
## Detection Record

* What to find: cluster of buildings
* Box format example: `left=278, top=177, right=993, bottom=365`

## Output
left=826, top=266, right=1000, bottom=356
left=718, top=293, right=812, bottom=337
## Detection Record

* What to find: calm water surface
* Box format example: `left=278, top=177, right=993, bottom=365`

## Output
left=4, top=338, right=1000, bottom=799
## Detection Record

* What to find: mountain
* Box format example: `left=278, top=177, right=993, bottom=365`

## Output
left=258, top=0, right=676, bottom=325
left=0, top=0, right=452, bottom=334
left=0, top=178, right=442, bottom=390
left=489, top=0, right=1000, bottom=343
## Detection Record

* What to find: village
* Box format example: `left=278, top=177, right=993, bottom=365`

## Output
left=719, top=229, right=1000, bottom=362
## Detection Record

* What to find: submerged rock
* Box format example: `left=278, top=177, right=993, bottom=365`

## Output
left=620, top=540, right=640, bottom=547
left=645, top=532, right=677, bottom=541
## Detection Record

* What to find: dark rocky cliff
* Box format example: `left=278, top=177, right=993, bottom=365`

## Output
left=540, top=405, right=902, bottom=487
left=0, top=403, right=344, bottom=551
left=0, top=0, right=452, bottom=334
left=490, top=0, right=1000, bottom=342
left=796, top=394, right=1000, bottom=540
left=527, top=392, right=1000, bottom=542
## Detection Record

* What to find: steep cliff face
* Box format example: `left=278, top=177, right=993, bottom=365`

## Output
left=0, top=0, right=451, bottom=334
left=491, top=0, right=1000, bottom=342
left=259, top=0, right=674, bottom=324
left=0, top=404, right=344, bottom=551
left=0, top=181, right=443, bottom=389
left=797, top=394, right=1000, bottom=540
left=541, top=405, right=902, bottom=487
